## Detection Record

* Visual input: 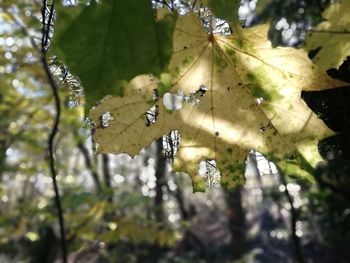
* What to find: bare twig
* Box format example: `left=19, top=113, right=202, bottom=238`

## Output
left=153, top=0, right=173, bottom=10
left=41, top=1, right=68, bottom=262
left=192, top=0, right=198, bottom=9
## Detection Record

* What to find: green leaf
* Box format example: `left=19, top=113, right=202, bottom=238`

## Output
left=255, top=0, right=273, bottom=15
left=52, top=1, right=177, bottom=109
left=207, top=0, right=240, bottom=22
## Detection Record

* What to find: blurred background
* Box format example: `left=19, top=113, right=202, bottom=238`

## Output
left=0, top=0, right=349, bottom=262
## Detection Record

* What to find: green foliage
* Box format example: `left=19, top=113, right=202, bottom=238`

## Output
left=304, top=0, right=350, bottom=70
left=52, top=0, right=177, bottom=109
left=309, top=157, right=350, bottom=250
left=207, top=0, right=240, bottom=21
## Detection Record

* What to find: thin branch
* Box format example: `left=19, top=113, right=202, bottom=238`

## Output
left=41, top=1, right=68, bottom=262
left=8, top=4, right=68, bottom=261
left=192, top=0, right=198, bottom=9
left=153, top=0, right=173, bottom=11
left=43, top=33, right=68, bottom=263
left=41, top=0, right=47, bottom=49
left=45, top=3, right=55, bottom=48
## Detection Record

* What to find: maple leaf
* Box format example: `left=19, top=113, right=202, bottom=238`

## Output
left=304, top=0, right=350, bottom=70
left=90, top=12, right=345, bottom=191
left=51, top=0, right=176, bottom=109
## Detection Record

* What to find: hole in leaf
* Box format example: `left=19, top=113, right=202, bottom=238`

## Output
left=199, top=160, right=221, bottom=188
left=259, top=122, right=275, bottom=134
left=196, top=84, right=208, bottom=96
left=145, top=105, right=159, bottom=126
left=100, top=111, right=114, bottom=128
left=184, top=84, right=208, bottom=106
left=162, top=130, right=180, bottom=160
left=286, top=153, right=295, bottom=160
left=84, top=117, right=96, bottom=135
left=196, top=8, right=232, bottom=36
left=93, top=142, right=100, bottom=153
left=252, top=151, right=279, bottom=176
left=152, top=88, right=159, bottom=101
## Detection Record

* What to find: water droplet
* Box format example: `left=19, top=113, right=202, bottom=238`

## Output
left=100, top=112, right=114, bottom=128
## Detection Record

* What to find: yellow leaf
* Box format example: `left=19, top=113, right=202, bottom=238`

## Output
left=90, top=12, right=345, bottom=191
left=304, top=0, right=350, bottom=70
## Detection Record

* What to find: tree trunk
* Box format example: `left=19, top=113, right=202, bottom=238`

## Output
left=154, top=138, right=167, bottom=222
left=102, top=154, right=113, bottom=203
left=224, top=186, right=246, bottom=260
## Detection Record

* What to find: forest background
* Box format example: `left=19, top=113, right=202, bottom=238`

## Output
left=0, top=0, right=350, bottom=262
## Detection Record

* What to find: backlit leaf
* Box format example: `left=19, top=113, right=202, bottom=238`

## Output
left=304, top=0, right=350, bottom=70
left=90, top=13, right=345, bottom=191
